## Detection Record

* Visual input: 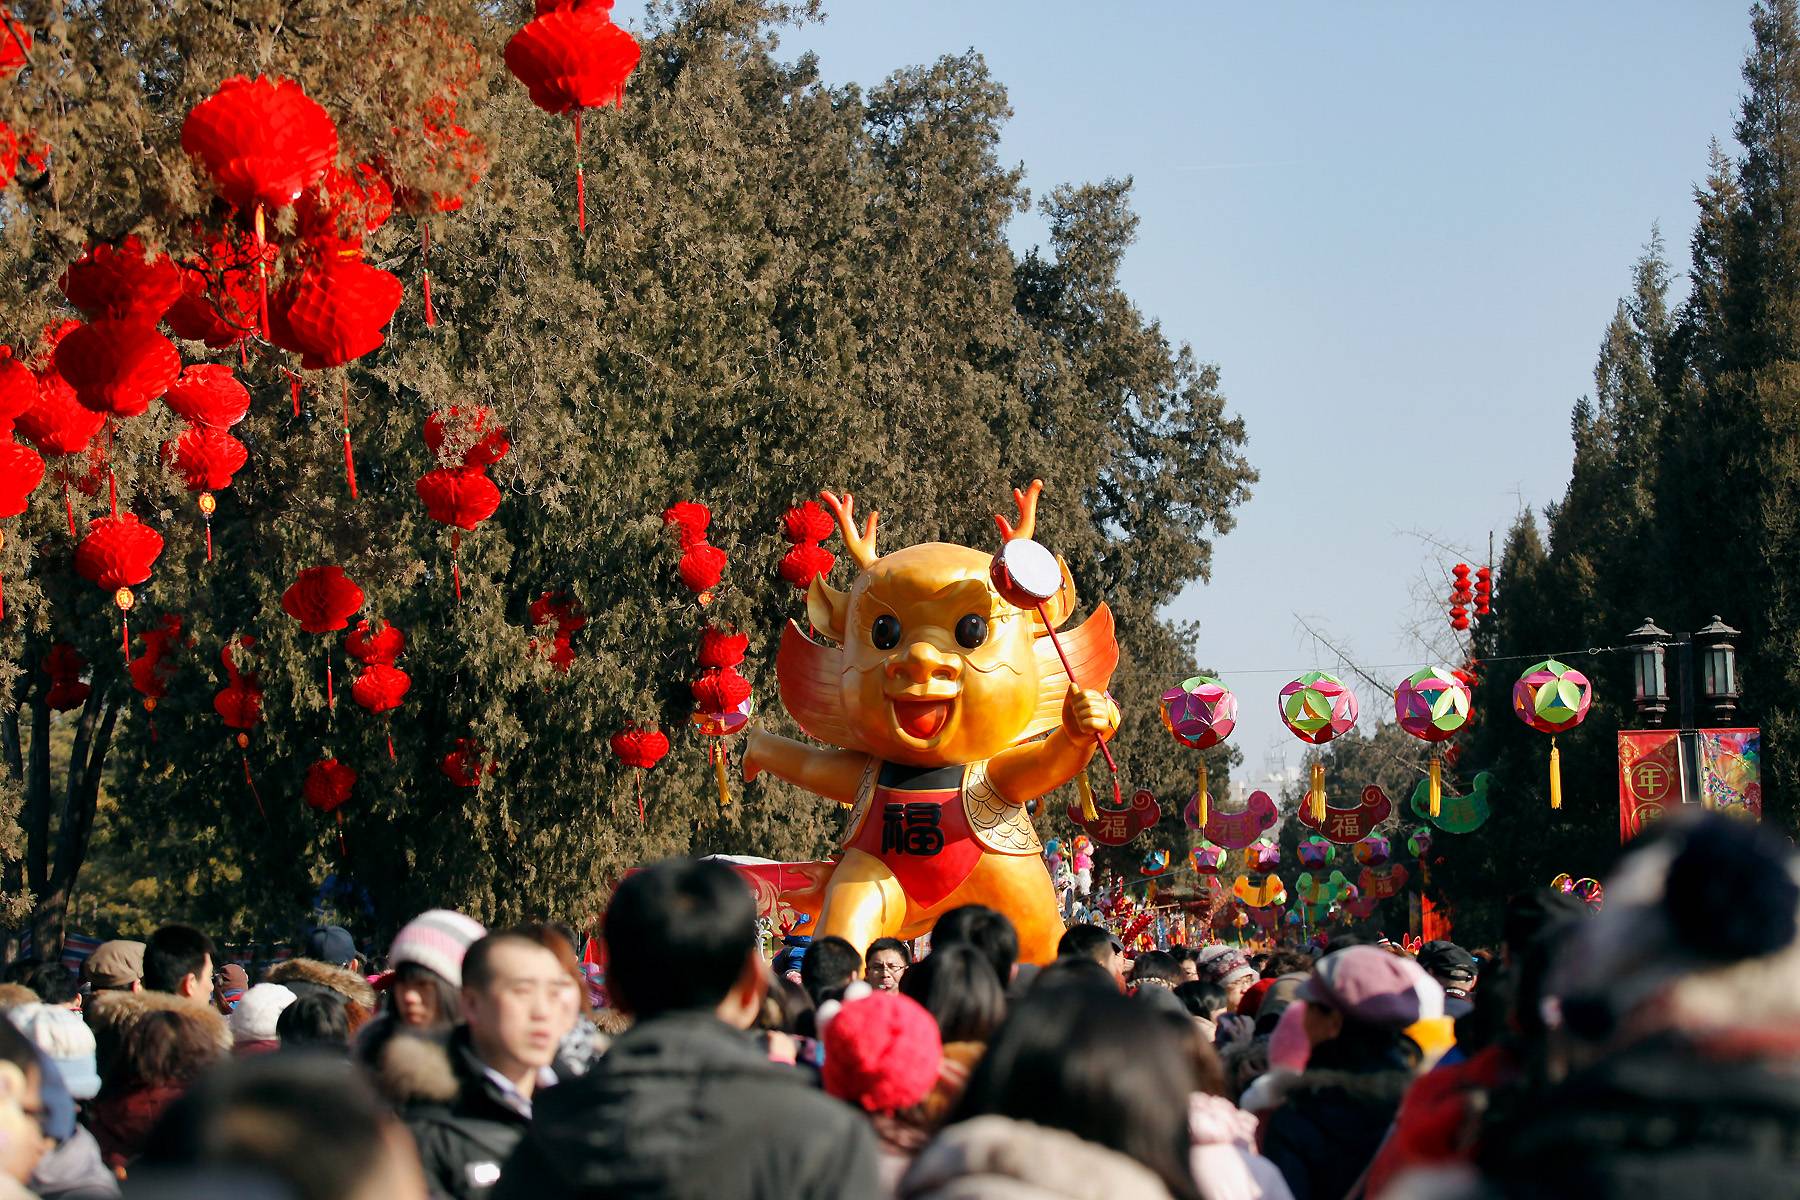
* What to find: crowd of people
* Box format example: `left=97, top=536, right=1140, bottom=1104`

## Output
left=0, top=810, right=1788, bottom=1199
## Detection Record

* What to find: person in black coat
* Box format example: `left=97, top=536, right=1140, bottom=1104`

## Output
left=493, top=858, right=880, bottom=1200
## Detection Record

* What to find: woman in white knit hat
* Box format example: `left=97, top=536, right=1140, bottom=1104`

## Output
left=383, top=909, right=488, bottom=1035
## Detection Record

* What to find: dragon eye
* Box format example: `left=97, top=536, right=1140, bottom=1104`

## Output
left=871, top=614, right=902, bottom=650
left=955, top=613, right=989, bottom=649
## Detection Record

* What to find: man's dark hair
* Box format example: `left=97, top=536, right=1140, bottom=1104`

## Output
left=461, top=928, right=554, bottom=996
left=0, top=959, right=40, bottom=986
left=800, top=936, right=861, bottom=1006
left=931, top=905, right=1018, bottom=985
left=25, top=962, right=78, bottom=1006
left=1175, top=980, right=1228, bottom=1020
left=1032, top=956, right=1116, bottom=993
left=277, top=993, right=349, bottom=1050
left=603, top=858, right=755, bottom=1018
left=143, top=925, right=217, bottom=995
left=865, top=936, right=912, bottom=966
left=1056, top=923, right=1118, bottom=966
left=1128, top=951, right=1182, bottom=989
left=139, top=1052, right=397, bottom=1200
left=900, top=944, right=1006, bottom=1043
left=1261, top=948, right=1315, bottom=978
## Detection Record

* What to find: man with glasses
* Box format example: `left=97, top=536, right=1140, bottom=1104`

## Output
left=863, top=937, right=911, bottom=993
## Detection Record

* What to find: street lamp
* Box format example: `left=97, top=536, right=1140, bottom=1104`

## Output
left=1695, top=616, right=1740, bottom=726
left=1628, top=618, right=1670, bottom=728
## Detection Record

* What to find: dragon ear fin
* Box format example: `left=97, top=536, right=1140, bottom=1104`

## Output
left=776, top=621, right=866, bottom=751
left=806, top=576, right=850, bottom=644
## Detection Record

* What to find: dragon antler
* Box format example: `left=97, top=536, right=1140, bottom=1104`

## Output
left=994, top=479, right=1044, bottom=542
left=819, top=490, right=879, bottom=570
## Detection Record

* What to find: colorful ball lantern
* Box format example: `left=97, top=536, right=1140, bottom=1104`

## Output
left=1297, top=834, right=1335, bottom=868
left=416, top=467, right=500, bottom=601
left=281, top=565, right=365, bottom=708
left=180, top=75, right=339, bottom=336
left=1393, top=666, right=1473, bottom=818
left=1406, top=825, right=1434, bottom=859
left=1159, top=674, right=1236, bottom=829
left=1353, top=834, right=1392, bottom=866
left=1280, top=670, right=1358, bottom=821
left=73, top=513, right=163, bottom=657
left=609, top=726, right=670, bottom=820
left=503, top=4, right=641, bottom=230
left=1512, top=659, right=1592, bottom=810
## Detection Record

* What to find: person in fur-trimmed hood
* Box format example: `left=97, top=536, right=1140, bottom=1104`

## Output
left=264, top=957, right=377, bottom=1036
left=1258, top=946, right=1441, bottom=1200
left=83, top=990, right=229, bottom=1169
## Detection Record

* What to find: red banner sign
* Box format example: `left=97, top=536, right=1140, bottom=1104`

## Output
left=1618, top=730, right=1681, bottom=842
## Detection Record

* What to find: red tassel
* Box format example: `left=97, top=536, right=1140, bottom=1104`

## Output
left=451, top=530, right=462, bottom=602
left=239, top=342, right=248, bottom=369
left=63, top=477, right=74, bottom=537
left=288, top=371, right=302, bottom=418
left=253, top=204, right=270, bottom=339
left=325, top=651, right=335, bottom=711
left=386, top=731, right=395, bottom=761
left=107, top=467, right=116, bottom=518
left=120, top=613, right=128, bottom=660
left=242, top=752, right=266, bottom=821
left=573, top=110, right=586, bottom=233
left=204, top=520, right=213, bottom=562
left=342, top=378, right=358, bottom=500
left=636, top=769, right=644, bottom=823
left=422, top=225, right=437, bottom=328
left=335, top=810, right=346, bottom=857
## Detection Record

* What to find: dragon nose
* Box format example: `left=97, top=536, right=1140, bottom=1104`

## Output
left=888, top=641, right=961, bottom=685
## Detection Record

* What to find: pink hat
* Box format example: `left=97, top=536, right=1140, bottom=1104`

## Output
left=822, top=990, right=943, bottom=1115
left=1296, top=945, right=1443, bottom=1028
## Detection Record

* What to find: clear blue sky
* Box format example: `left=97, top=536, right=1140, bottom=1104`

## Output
left=615, top=1, right=1752, bottom=781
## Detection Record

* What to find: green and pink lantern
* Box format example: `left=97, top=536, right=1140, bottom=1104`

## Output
left=1280, top=670, right=1358, bottom=821
left=1512, top=658, right=1591, bottom=809
left=1160, top=674, right=1236, bottom=829
left=1394, top=666, right=1473, bottom=818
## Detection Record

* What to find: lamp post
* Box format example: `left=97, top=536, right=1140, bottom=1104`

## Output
left=1628, top=618, right=1670, bottom=729
left=1695, top=616, right=1740, bottom=726
left=1622, top=615, right=1746, bottom=818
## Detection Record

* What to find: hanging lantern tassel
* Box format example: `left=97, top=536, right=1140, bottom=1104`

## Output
left=62, top=474, right=74, bottom=537
left=237, top=733, right=266, bottom=822
left=385, top=717, right=395, bottom=761
left=113, top=587, right=134, bottom=660
left=253, top=204, right=271, bottom=338
left=573, top=109, right=586, bottom=232
left=324, top=643, right=335, bottom=711
left=1195, top=757, right=1209, bottom=831
left=198, top=492, right=216, bottom=562
left=1428, top=754, right=1442, bottom=819
left=451, top=531, right=462, bottom=602
left=1548, top=736, right=1562, bottom=810
left=1309, top=760, right=1326, bottom=824
left=341, top=377, right=358, bottom=500
left=710, top=742, right=731, bottom=809
left=143, top=697, right=158, bottom=743
left=631, top=767, right=642, bottom=822
left=287, top=370, right=302, bottom=418
left=0, top=529, right=6, bottom=620
left=421, top=224, right=438, bottom=328
left=1076, top=770, right=1098, bottom=822
left=335, top=810, right=346, bottom=857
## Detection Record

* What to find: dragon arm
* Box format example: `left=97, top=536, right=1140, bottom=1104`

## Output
left=986, top=686, right=1121, bottom=807
left=743, top=730, right=872, bottom=806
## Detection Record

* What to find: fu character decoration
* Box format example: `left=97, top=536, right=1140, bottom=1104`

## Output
left=1512, top=659, right=1591, bottom=810
left=1393, top=666, right=1472, bottom=818
left=1160, top=675, right=1236, bottom=830
left=1280, top=671, right=1358, bottom=822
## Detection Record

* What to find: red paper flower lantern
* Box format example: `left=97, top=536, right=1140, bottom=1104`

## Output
left=677, top=542, right=727, bottom=601
left=345, top=618, right=405, bottom=666
left=163, top=238, right=266, bottom=349
left=170, top=425, right=247, bottom=492
left=54, top=320, right=181, bottom=418
left=0, top=436, right=43, bottom=518
left=781, top=501, right=833, bottom=544
left=441, top=737, right=487, bottom=788
left=416, top=466, right=501, bottom=529
left=163, top=363, right=249, bottom=429
left=351, top=663, right=411, bottom=715
left=779, top=542, right=834, bottom=590
left=43, top=643, right=90, bottom=713
left=423, top=406, right=510, bottom=467
left=304, top=755, right=357, bottom=853
left=15, top=368, right=102, bottom=458
left=691, top=667, right=751, bottom=714
left=529, top=590, right=587, bottom=632
left=0, top=10, right=31, bottom=80
left=268, top=258, right=404, bottom=370
left=281, top=565, right=364, bottom=634
left=214, top=635, right=268, bottom=814
left=609, top=725, right=669, bottom=820
left=0, top=347, right=34, bottom=432
left=128, top=614, right=184, bottom=713
left=661, top=500, right=710, bottom=547
left=296, top=162, right=393, bottom=253
left=58, top=238, right=184, bottom=323
left=697, top=626, right=748, bottom=669
left=181, top=76, right=339, bottom=210
left=74, top=513, right=164, bottom=655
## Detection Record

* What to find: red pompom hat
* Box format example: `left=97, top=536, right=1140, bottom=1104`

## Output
left=821, top=991, right=943, bottom=1115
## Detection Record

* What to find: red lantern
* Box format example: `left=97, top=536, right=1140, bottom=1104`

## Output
left=58, top=238, right=184, bottom=323
left=214, top=635, right=267, bottom=816
left=163, top=363, right=249, bottom=429
left=781, top=501, right=833, bottom=544
left=416, top=466, right=500, bottom=601
left=74, top=513, right=163, bottom=656
left=170, top=425, right=247, bottom=491
left=0, top=347, right=34, bottom=432
left=43, top=643, right=90, bottom=713
left=16, top=367, right=103, bottom=458
left=296, top=162, right=393, bottom=254
left=0, top=10, right=31, bottom=79
left=345, top=618, right=405, bottom=666
left=0, top=436, right=43, bottom=517
left=303, top=756, right=357, bottom=854
left=691, top=667, right=751, bottom=714
left=697, top=626, right=748, bottom=669
left=608, top=726, right=669, bottom=820
left=282, top=565, right=364, bottom=708
left=441, top=737, right=487, bottom=788
left=268, top=258, right=404, bottom=370
left=424, top=406, right=510, bottom=467
left=181, top=75, right=340, bottom=336
left=164, top=237, right=266, bottom=350
left=54, top=320, right=181, bottom=418
left=128, top=613, right=184, bottom=717
left=677, top=542, right=727, bottom=602
left=778, top=542, right=834, bottom=590
left=504, top=6, right=640, bottom=230
left=529, top=590, right=585, bottom=672
left=661, top=500, right=710, bottom=547
left=351, top=664, right=411, bottom=759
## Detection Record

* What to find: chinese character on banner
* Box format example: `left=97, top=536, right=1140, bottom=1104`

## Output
left=1618, top=730, right=1681, bottom=841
